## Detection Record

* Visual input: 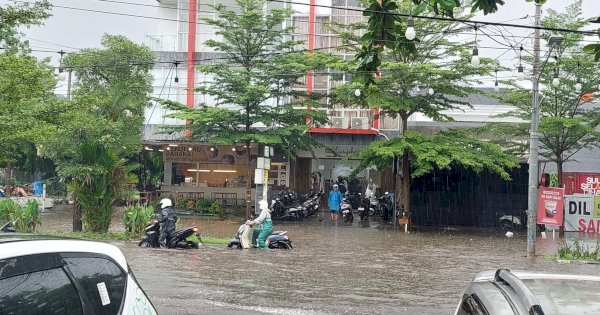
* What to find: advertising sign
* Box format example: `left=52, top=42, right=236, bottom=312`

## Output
left=537, top=187, right=565, bottom=226
left=564, top=195, right=600, bottom=233
left=564, top=173, right=600, bottom=195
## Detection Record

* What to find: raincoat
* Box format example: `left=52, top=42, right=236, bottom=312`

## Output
left=249, top=200, right=273, bottom=249
left=158, top=206, right=177, bottom=247
left=328, top=189, right=343, bottom=212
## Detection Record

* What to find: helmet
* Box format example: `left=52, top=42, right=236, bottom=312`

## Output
left=333, top=184, right=339, bottom=191
left=159, top=198, right=172, bottom=209
left=259, top=200, right=269, bottom=211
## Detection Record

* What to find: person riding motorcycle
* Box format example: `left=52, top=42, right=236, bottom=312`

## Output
left=158, top=198, right=177, bottom=248
left=247, top=200, right=273, bottom=249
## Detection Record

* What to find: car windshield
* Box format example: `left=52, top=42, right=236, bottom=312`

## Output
left=522, top=278, right=600, bottom=315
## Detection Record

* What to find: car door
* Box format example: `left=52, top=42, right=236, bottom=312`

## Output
left=0, top=253, right=85, bottom=315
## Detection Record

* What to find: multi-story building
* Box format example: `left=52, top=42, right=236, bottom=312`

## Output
left=142, top=0, right=600, bottom=226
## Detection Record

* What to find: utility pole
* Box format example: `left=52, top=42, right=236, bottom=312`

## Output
left=527, top=3, right=542, bottom=258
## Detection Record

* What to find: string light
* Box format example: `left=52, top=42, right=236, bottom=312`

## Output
left=552, top=68, right=560, bottom=86
left=354, top=88, right=361, bottom=97
left=471, top=26, right=480, bottom=67
left=174, top=61, right=180, bottom=83
left=494, top=69, right=499, bottom=92
left=405, top=17, right=416, bottom=40
left=516, top=46, right=525, bottom=81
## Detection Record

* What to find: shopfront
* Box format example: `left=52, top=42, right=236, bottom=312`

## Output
left=152, top=144, right=290, bottom=205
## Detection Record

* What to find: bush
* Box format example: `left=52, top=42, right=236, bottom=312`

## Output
left=557, top=239, right=600, bottom=261
left=175, top=197, right=187, bottom=209
left=195, top=199, right=212, bottom=213
left=0, top=199, right=20, bottom=223
left=210, top=200, right=223, bottom=215
left=123, top=204, right=155, bottom=237
left=10, top=200, right=41, bottom=233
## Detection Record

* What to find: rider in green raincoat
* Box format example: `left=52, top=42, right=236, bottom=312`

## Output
left=248, top=200, right=273, bottom=249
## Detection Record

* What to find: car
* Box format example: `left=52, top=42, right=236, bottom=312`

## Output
left=0, top=233, right=157, bottom=315
left=455, top=268, right=600, bottom=315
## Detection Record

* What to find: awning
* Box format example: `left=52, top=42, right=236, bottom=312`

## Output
left=307, top=128, right=379, bottom=135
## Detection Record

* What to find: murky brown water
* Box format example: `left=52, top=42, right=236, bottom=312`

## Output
left=40, top=206, right=600, bottom=315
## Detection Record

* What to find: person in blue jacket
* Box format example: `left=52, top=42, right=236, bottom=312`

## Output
left=328, top=184, right=343, bottom=221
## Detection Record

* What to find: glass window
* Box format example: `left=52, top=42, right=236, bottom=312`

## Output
left=64, top=257, right=127, bottom=315
left=456, top=295, right=488, bottom=315
left=0, top=267, right=83, bottom=315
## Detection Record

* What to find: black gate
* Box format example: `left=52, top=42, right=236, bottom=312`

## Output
left=410, top=164, right=528, bottom=227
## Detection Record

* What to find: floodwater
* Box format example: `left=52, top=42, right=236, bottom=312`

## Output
left=41, top=206, right=600, bottom=315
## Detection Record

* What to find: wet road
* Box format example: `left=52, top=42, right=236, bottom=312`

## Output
left=41, top=207, right=600, bottom=315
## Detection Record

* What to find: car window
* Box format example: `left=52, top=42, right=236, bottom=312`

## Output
left=457, top=295, right=488, bottom=315
left=0, top=267, right=83, bottom=315
left=64, top=257, right=127, bottom=315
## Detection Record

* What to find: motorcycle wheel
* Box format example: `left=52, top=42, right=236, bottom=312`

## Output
left=500, top=220, right=513, bottom=231
left=275, top=242, right=292, bottom=249
left=138, top=239, right=151, bottom=247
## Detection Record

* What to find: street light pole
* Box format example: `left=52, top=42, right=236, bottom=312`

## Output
left=527, top=3, right=542, bottom=258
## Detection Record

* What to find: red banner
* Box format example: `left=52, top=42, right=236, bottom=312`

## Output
left=537, top=187, right=565, bottom=226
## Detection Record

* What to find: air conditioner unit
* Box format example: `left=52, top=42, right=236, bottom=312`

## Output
left=351, top=117, right=369, bottom=129
left=331, top=117, right=349, bottom=129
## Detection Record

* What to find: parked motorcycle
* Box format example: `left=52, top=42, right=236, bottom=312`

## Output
left=227, top=224, right=293, bottom=249
left=499, top=210, right=546, bottom=232
left=138, top=218, right=202, bottom=249
left=358, top=193, right=371, bottom=221
left=341, top=196, right=353, bottom=224
left=0, top=222, right=15, bottom=233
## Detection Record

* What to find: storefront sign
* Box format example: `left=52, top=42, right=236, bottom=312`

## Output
left=164, top=146, right=203, bottom=162
left=564, top=173, right=600, bottom=195
left=537, top=187, right=564, bottom=226
left=564, top=194, right=600, bottom=232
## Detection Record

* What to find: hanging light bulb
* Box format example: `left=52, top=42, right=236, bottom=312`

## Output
left=173, top=61, right=180, bottom=83
left=405, top=17, right=416, bottom=40
left=174, top=75, right=179, bottom=83
left=517, top=65, right=525, bottom=81
left=494, top=81, right=500, bottom=92
left=575, top=78, right=582, bottom=92
left=552, top=68, right=560, bottom=87
left=354, top=88, right=361, bottom=97
left=471, top=48, right=480, bottom=67
left=428, top=87, right=434, bottom=95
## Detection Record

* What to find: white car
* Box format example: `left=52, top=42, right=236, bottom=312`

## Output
left=0, top=234, right=157, bottom=315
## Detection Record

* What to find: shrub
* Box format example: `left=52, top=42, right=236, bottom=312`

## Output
left=175, top=197, right=187, bottom=209
left=195, top=199, right=212, bottom=213
left=123, top=204, right=155, bottom=237
left=0, top=199, right=20, bottom=223
left=557, top=239, right=600, bottom=261
left=11, top=200, right=41, bottom=233
left=210, top=200, right=223, bottom=215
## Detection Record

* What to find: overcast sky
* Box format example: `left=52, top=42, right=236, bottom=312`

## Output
left=7, top=0, right=599, bottom=89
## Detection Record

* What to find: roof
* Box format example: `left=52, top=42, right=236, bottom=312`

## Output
left=0, top=233, right=128, bottom=271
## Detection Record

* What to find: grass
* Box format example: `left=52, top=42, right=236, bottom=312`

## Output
left=557, top=239, right=600, bottom=262
left=36, top=230, right=230, bottom=245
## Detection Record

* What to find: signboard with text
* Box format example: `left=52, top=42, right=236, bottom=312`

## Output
left=537, top=187, right=564, bottom=226
left=565, top=194, right=600, bottom=233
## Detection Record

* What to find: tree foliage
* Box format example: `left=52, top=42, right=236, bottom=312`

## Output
left=0, top=0, right=51, bottom=51
left=40, top=35, right=154, bottom=232
left=164, top=0, right=333, bottom=156
left=349, top=130, right=517, bottom=179
left=481, top=1, right=600, bottom=185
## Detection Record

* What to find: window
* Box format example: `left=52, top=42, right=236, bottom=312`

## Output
left=457, top=295, right=488, bottom=315
left=64, top=257, right=127, bottom=315
left=0, top=267, right=83, bottom=315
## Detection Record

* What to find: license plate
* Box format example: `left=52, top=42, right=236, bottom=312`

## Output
left=342, top=210, right=350, bottom=214
left=358, top=207, right=365, bottom=211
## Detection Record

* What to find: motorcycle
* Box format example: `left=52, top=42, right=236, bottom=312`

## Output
left=358, top=193, right=371, bottom=221
left=499, top=210, right=546, bottom=232
left=138, top=218, right=202, bottom=249
left=227, top=224, right=293, bottom=249
left=271, top=198, right=305, bottom=221
left=341, top=197, right=353, bottom=224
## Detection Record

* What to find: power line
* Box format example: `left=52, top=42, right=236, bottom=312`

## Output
left=267, top=0, right=599, bottom=36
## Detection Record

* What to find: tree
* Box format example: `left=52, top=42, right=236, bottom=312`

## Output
left=484, top=1, right=600, bottom=189
left=0, top=53, right=56, bottom=197
left=356, top=0, right=546, bottom=84
left=40, top=35, right=154, bottom=232
left=0, top=0, right=53, bottom=196
left=163, top=0, right=332, bottom=218
left=331, top=0, right=518, bottom=227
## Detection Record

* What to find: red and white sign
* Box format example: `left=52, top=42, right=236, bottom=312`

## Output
left=537, top=187, right=565, bottom=226
left=565, top=194, right=600, bottom=233
left=564, top=173, right=600, bottom=195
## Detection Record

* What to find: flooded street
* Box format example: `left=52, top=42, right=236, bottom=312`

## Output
left=41, top=207, right=600, bottom=314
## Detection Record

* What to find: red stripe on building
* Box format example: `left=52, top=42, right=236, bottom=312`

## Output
left=185, top=0, right=197, bottom=136
left=306, top=0, right=316, bottom=125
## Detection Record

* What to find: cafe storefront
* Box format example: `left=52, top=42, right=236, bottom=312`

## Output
left=147, top=143, right=290, bottom=206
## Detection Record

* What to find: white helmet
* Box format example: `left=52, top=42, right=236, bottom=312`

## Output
left=259, top=200, right=269, bottom=211
left=159, top=198, right=172, bottom=209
